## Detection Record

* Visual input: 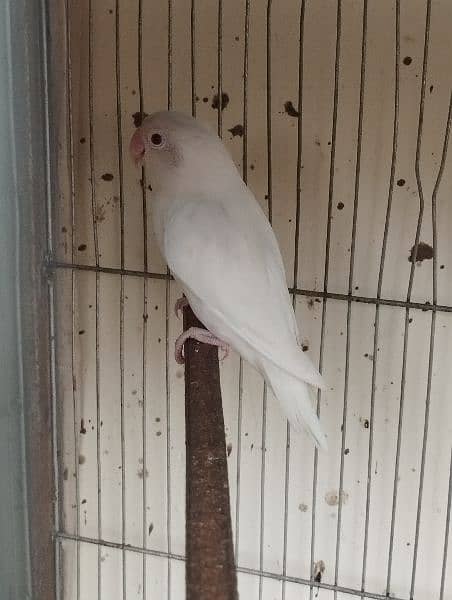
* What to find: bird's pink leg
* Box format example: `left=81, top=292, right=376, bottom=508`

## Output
left=174, top=296, right=189, bottom=318
left=175, top=327, right=230, bottom=364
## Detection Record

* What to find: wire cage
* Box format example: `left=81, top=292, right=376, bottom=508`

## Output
left=42, top=0, right=452, bottom=598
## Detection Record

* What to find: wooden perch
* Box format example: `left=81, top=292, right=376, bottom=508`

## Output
left=183, top=305, right=238, bottom=600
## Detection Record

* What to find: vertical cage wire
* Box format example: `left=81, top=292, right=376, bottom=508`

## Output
left=361, top=1, right=400, bottom=593
left=165, top=3, right=173, bottom=597
left=309, top=2, right=342, bottom=598
left=48, top=1, right=452, bottom=599
left=137, top=2, right=148, bottom=599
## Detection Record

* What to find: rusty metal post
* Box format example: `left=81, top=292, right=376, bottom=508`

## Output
left=183, top=305, right=238, bottom=600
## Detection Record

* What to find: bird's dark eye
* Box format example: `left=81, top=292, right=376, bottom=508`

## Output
left=151, top=133, right=163, bottom=146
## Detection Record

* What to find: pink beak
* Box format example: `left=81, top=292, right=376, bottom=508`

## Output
left=130, top=129, right=145, bottom=165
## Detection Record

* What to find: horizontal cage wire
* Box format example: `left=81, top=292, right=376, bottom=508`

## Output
left=47, top=0, right=452, bottom=599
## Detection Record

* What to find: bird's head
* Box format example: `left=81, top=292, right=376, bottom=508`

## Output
left=130, top=111, right=238, bottom=193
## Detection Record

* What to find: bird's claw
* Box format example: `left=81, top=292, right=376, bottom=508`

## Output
left=174, top=296, right=189, bottom=318
left=218, top=345, right=229, bottom=362
left=175, top=327, right=230, bottom=364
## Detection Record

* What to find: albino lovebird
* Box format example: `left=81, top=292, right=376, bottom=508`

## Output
left=130, top=111, right=327, bottom=449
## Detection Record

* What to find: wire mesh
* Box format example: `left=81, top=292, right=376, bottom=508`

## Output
left=48, top=1, right=452, bottom=599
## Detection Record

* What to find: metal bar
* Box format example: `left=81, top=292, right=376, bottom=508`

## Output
left=48, top=276, right=60, bottom=600
left=409, top=299, right=437, bottom=596
left=94, top=152, right=102, bottom=600
left=293, top=0, right=305, bottom=295
left=282, top=4, right=307, bottom=598
left=137, top=0, right=148, bottom=600
left=310, top=2, right=342, bottom=598
left=40, top=0, right=54, bottom=262
left=234, top=365, right=243, bottom=560
left=115, top=2, right=124, bottom=278
left=184, top=307, right=238, bottom=600
left=257, top=4, right=273, bottom=597
left=281, top=425, right=290, bottom=600
left=386, top=2, right=431, bottom=593
left=137, top=1, right=149, bottom=597
left=55, top=532, right=409, bottom=600
left=168, top=0, right=173, bottom=110
left=140, top=156, right=148, bottom=600
left=47, top=262, right=452, bottom=313
left=119, top=272, right=126, bottom=600
left=266, top=0, right=273, bottom=223
left=49, top=262, right=171, bottom=280
left=114, top=0, right=126, bottom=597
left=407, top=2, right=431, bottom=306
left=234, top=0, right=250, bottom=571
left=430, top=90, right=452, bottom=308
left=88, top=0, right=98, bottom=268
left=217, top=0, right=223, bottom=137
left=63, top=0, right=80, bottom=595
left=164, top=261, right=172, bottom=600
left=291, top=288, right=451, bottom=312
left=361, top=1, right=400, bottom=594
left=166, top=5, right=173, bottom=598
left=409, top=89, right=452, bottom=600
left=190, top=0, right=196, bottom=118
left=46, top=69, right=59, bottom=595
left=257, top=384, right=267, bottom=600
left=242, top=0, right=250, bottom=182
left=87, top=1, right=102, bottom=597
left=334, top=3, right=368, bottom=597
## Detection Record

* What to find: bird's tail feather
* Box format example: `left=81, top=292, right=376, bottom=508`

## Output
left=263, top=359, right=327, bottom=450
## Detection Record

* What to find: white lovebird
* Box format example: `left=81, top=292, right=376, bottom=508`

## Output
left=130, top=111, right=327, bottom=449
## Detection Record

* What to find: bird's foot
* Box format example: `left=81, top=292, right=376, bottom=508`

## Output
left=174, top=296, right=189, bottom=318
left=175, top=327, right=230, bottom=364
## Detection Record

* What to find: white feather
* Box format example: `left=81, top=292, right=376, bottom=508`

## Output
left=140, top=111, right=328, bottom=448
left=263, top=359, right=327, bottom=449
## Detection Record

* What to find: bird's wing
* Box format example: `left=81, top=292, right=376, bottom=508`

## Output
left=163, top=194, right=325, bottom=389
